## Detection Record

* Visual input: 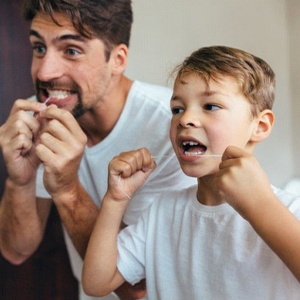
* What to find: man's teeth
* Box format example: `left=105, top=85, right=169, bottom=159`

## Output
left=47, top=90, right=71, bottom=99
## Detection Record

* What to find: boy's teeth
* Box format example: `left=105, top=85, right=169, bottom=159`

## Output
left=183, top=141, right=198, bottom=146
left=184, top=151, right=204, bottom=156
left=47, top=90, right=71, bottom=99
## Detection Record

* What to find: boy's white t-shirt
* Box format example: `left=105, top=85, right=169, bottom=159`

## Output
left=117, top=185, right=300, bottom=300
left=36, top=80, right=196, bottom=300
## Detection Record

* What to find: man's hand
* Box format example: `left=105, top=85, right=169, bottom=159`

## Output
left=0, top=99, right=46, bottom=186
left=115, top=280, right=147, bottom=300
left=34, top=105, right=87, bottom=198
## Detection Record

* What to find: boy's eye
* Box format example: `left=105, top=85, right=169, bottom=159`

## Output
left=204, top=104, right=221, bottom=111
left=171, top=107, right=184, bottom=115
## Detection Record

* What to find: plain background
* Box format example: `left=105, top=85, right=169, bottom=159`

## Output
left=126, top=0, right=300, bottom=188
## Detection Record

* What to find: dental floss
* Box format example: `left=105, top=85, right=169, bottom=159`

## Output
left=117, top=153, right=222, bottom=199
left=118, top=175, right=131, bottom=200
left=34, top=97, right=52, bottom=119
left=44, top=96, right=52, bottom=106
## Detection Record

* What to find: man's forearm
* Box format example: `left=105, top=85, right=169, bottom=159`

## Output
left=52, top=181, right=100, bottom=259
left=0, top=178, right=48, bottom=264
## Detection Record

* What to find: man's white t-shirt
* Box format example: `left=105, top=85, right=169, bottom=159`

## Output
left=36, top=81, right=196, bottom=300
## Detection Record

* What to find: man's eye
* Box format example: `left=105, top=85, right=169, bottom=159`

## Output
left=33, top=45, right=46, bottom=55
left=204, top=104, right=220, bottom=111
left=66, top=48, right=80, bottom=56
left=171, top=107, right=184, bottom=115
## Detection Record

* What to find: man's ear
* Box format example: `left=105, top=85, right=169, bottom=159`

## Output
left=110, top=44, right=128, bottom=75
left=250, top=109, right=275, bottom=143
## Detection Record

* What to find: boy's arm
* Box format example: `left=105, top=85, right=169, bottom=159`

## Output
left=216, top=146, right=300, bottom=282
left=82, top=148, right=156, bottom=297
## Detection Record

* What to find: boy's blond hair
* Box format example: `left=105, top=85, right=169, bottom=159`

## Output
left=174, top=46, right=275, bottom=116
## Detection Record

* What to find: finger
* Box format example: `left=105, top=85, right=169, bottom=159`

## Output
left=110, top=148, right=155, bottom=178
left=221, top=145, right=250, bottom=162
left=39, top=120, right=85, bottom=152
left=39, top=106, right=85, bottom=141
left=120, top=148, right=155, bottom=176
left=10, top=99, right=46, bottom=116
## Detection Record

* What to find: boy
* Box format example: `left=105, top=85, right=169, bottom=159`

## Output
left=82, top=46, right=300, bottom=299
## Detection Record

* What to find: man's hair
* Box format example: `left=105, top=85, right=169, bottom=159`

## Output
left=23, top=0, right=133, bottom=60
left=174, top=46, right=275, bottom=115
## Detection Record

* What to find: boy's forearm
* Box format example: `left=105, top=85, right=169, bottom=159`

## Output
left=83, top=193, right=127, bottom=296
left=246, top=193, right=300, bottom=282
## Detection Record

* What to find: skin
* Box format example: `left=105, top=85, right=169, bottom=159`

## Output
left=82, top=73, right=300, bottom=297
left=0, top=11, right=144, bottom=300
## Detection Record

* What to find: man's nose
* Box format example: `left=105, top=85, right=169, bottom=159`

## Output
left=37, top=51, right=64, bottom=82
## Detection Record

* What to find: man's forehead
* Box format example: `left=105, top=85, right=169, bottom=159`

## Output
left=31, top=11, right=78, bottom=33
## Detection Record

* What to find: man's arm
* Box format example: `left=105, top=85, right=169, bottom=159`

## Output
left=82, top=148, right=156, bottom=297
left=0, top=99, right=50, bottom=264
left=0, top=192, right=51, bottom=264
left=216, top=146, right=300, bottom=282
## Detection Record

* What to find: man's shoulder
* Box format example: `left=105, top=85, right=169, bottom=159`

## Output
left=131, top=80, right=172, bottom=102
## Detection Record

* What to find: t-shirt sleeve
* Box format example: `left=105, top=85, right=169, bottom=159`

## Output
left=36, top=164, right=51, bottom=199
left=117, top=209, right=149, bottom=285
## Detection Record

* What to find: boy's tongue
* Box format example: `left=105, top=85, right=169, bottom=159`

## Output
left=184, top=144, right=206, bottom=156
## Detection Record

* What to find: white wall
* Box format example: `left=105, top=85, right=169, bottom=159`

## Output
left=125, top=0, right=295, bottom=188
left=287, top=0, right=300, bottom=180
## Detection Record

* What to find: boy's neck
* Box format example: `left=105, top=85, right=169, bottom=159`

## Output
left=197, top=177, right=226, bottom=206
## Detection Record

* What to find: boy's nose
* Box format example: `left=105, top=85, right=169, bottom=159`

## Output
left=179, top=111, right=201, bottom=128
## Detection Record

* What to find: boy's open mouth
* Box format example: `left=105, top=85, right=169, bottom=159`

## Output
left=182, top=141, right=207, bottom=156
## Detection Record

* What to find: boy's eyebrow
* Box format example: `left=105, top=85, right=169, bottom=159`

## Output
left=29, top=29, right=86, bottom=43
left=171, top=90, right=229, bottom=101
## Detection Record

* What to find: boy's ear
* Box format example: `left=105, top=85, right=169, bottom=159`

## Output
left=110, top=44, right=128, bottom=75
left=250, top=109, right=275, bottom=143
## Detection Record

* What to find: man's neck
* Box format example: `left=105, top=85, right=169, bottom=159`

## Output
left=78, top=76, right=133, bottom=147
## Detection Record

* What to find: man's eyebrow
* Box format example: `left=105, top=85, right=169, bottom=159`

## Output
left=30, top=29, right=43, bottom=40
left=29, top=29, right=86, bottom=43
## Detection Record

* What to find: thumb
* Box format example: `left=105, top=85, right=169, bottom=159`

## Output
left=222, top=146, right=249, bottom=162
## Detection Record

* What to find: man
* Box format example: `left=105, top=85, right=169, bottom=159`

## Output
left=0, top=1, right=195, bottom=299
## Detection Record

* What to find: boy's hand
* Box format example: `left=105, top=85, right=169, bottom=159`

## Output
left=107, top=148, right=156, bottom=202
left=215, top=146, right=273, bottom=218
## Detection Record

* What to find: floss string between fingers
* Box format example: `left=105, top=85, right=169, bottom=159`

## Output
left=118, top=175, right=131, bottom=200
left=117, top=153, right=222, bottom=199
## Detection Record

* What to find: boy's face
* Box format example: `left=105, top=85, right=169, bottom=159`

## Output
left=169, top=73, right=259, bottom=178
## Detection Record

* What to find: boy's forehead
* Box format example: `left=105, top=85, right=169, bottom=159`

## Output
left=173, top=72, right=243, bottom=96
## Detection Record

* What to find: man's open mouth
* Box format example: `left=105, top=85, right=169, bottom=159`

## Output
left=47, top=89, right=73, bottom=99
left=182, top=141, right=207, bottom=156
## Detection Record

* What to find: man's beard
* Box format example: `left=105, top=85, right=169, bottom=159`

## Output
left=71, top=102, right=88, bottom=119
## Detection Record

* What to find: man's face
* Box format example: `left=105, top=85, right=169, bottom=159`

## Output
left=30, top=12, right=113, bottom=118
